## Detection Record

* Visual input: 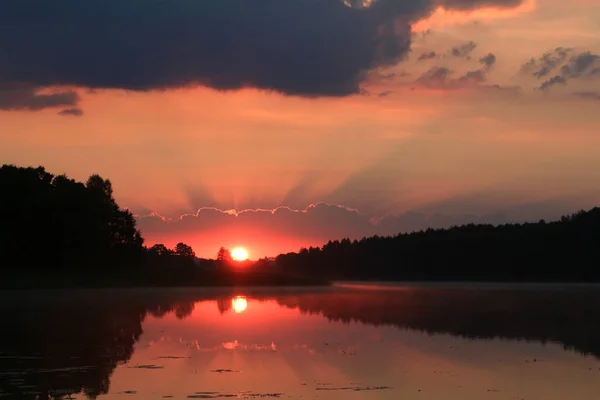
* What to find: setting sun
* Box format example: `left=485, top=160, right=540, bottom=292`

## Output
left=231, top=247, right=249, bottom=261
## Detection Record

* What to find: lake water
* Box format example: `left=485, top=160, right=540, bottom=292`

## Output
left=2, top=283, right=600, bottom=399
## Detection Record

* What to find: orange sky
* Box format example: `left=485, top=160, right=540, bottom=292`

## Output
left=2, top=0, right=600, bottom=257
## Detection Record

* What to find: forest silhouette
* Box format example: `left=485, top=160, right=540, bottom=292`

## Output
left=3, top=163, right=600, bottom=286
left=276, top=208, right=600, bottom=282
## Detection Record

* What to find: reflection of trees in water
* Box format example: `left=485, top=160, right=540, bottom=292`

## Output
left=274, top=289, right=600, bottom=359
left=216, top=298, right=233, bottom=314
left=146, top=301, right=195, bottom=320
left=2, top=288, right=600, bottom=398
left=0, top=292, right=198, bottom=399
left=0, top=291, right=258, bottom=398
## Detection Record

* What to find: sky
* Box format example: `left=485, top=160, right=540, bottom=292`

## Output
left=2, top=0, right=600, bottom=258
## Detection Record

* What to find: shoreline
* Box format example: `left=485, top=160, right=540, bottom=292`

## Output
left=0, top=271, right=331, bottom=290
left=5, top=279, right=600, bottom=291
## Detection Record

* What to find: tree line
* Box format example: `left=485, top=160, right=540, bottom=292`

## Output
left=0, top=165, right=209, bottom=284
left=0, top=163, right=324, bottom=287
left=275, top=208, right=600, bottom=282
left=5, top=163, right=600, bottom=285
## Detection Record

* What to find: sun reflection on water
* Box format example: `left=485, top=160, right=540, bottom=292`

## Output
left=232, top=296, right=248, bottom=313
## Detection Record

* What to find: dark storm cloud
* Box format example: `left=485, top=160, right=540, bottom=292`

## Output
left=58, top=108, right=84, bottom=117
left=0, top=84, right=79, bottom=111
left=0, top=0, right=524, bottom=97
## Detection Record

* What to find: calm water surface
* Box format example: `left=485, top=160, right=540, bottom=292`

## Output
left=1, top=284, right=600, bottom=399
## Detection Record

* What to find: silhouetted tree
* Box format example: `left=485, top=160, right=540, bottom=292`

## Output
left=0, top=164, right=144, bottom=272
left=148, top=244, right=172, bottom=257
left=144, top=242, right=197, bottom=271
left=175, top=242, right=195, bottom=259
left=216, top=247, right=232, bottom=264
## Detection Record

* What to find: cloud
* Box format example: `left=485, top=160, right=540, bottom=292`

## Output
left=573, top=91, right=600, bottom=100
left=451, top=41, right=477, bottom=58
left=57, top=108, right=83, bottom=117
left=136, top=200, right=572, bottom=257
left=479, top=53, right=497, bottom=68
left=368, top=70, right=411, bottom=82
left=410, top=50, right=511, bottom=93
left=521, top=47, right=574, bottom=79
left=0, top=0, right=524, bottom=98
left=540, top=52, right=600, bottom=90
left=0, top=84, right=79, bottom=111
left=522, top=48, right=600, bottom=91
left=559, top=52, right=600, bottom=78
left=539, top=75, right=567, bottom=91
left=415, top=65, right=490, bottom=89
left=139, top=203, right=371, bottom=241
left=479, top=84, right=521, bottom=95
left=137, top=203, right=375, bottom=256
left=416, top=66, right=454, bottom=88
left=418, top=51, right=438, bottom=61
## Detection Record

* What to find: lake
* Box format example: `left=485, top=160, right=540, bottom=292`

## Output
left=1, top=283, right=600, bottom=399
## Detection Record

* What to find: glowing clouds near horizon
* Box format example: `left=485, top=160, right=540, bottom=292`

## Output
left=232, top=296, right=248, bottom=314
left=231, top=247, right=249, bottom=261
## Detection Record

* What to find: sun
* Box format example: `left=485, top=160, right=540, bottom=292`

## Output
left=231, top=247, right=249, bottom=261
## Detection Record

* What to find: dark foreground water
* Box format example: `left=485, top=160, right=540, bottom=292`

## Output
left=2, top=283, right=600, bottom=399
